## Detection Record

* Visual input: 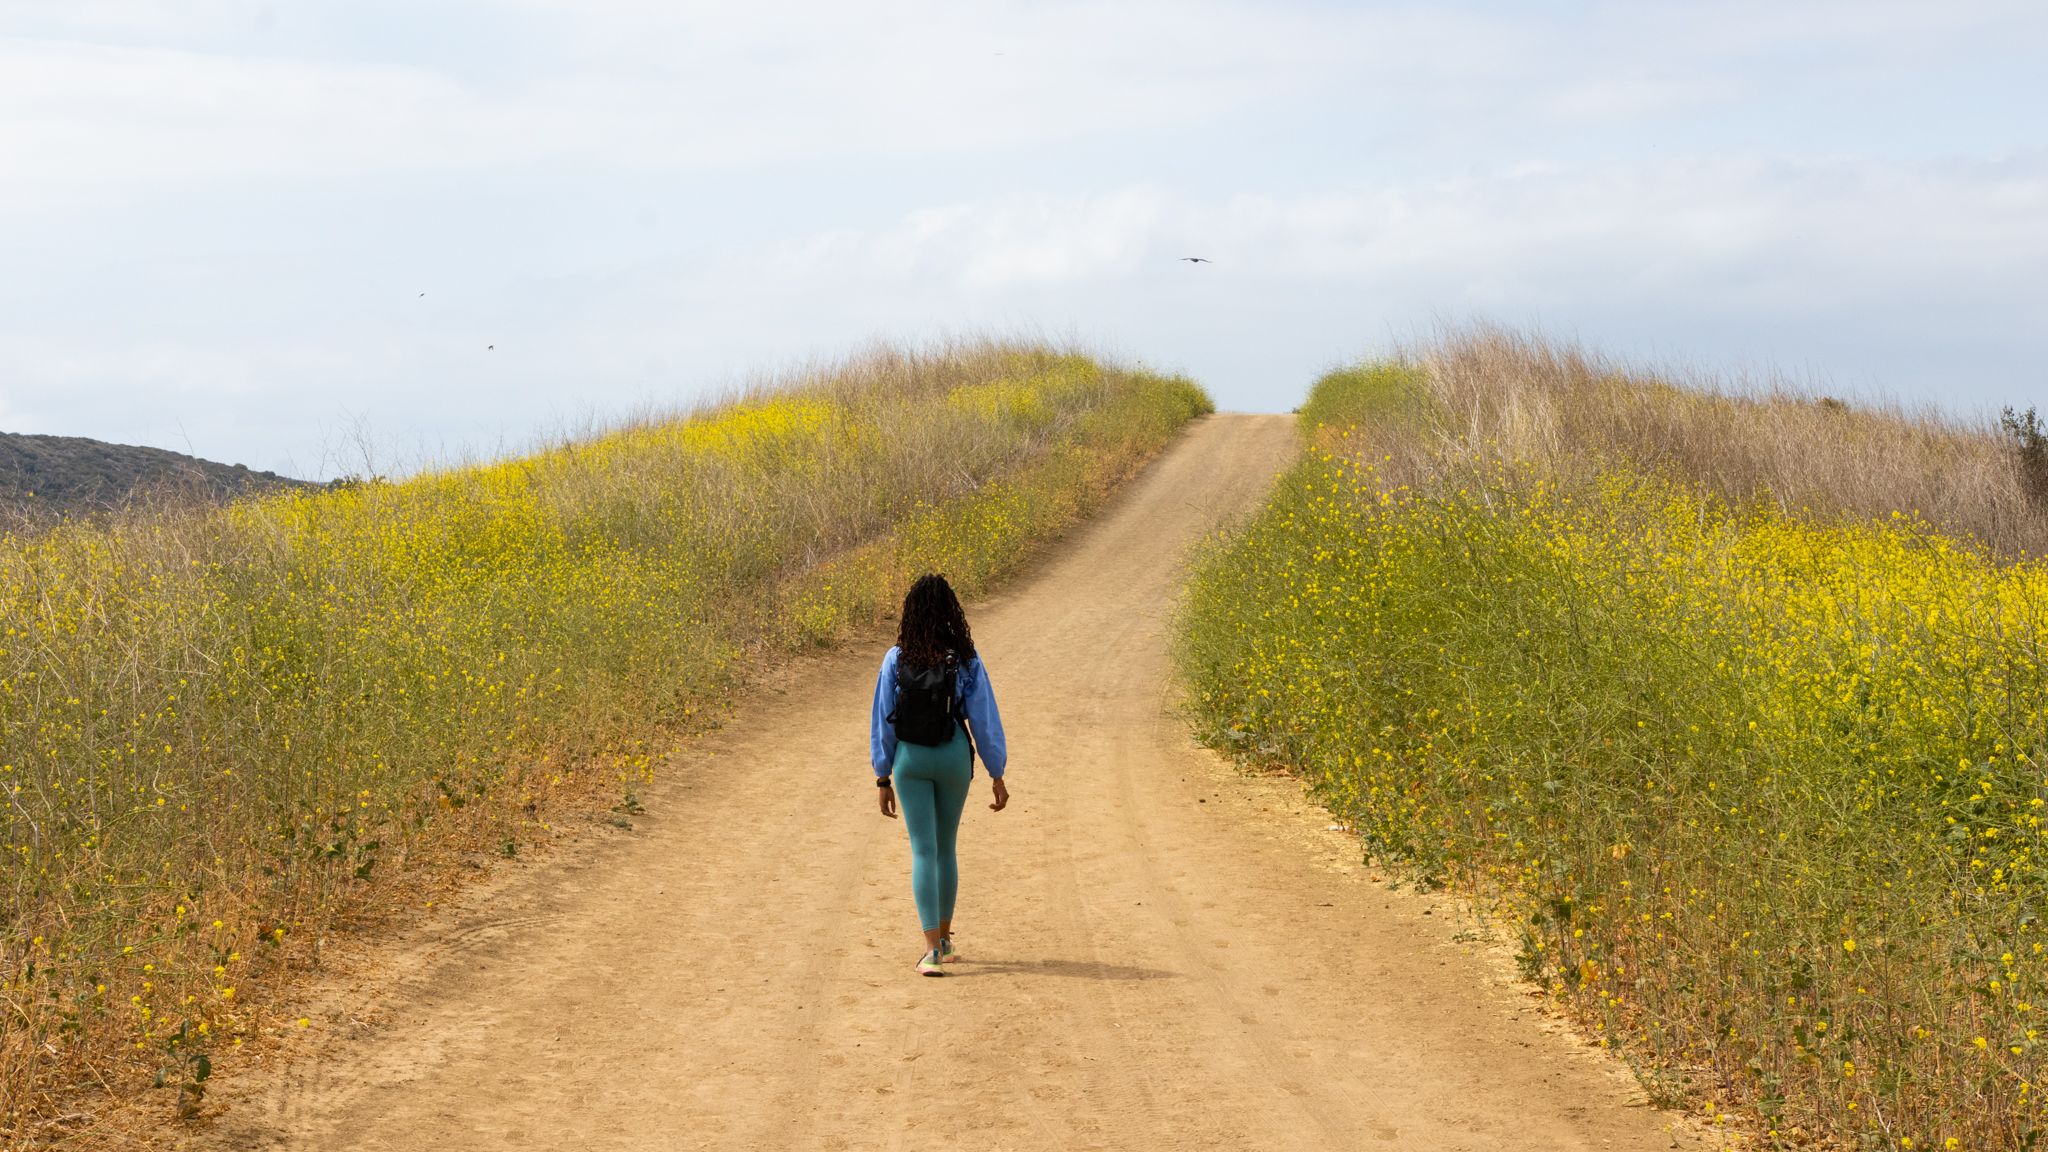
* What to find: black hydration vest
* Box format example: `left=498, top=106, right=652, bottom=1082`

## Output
left=889, top=649, right=963, bottom=748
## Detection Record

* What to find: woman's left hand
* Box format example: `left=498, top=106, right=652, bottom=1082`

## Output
left=988, top=777, right=1009, bottom=812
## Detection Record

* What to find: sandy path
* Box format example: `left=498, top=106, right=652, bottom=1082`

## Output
left=207, top=415, right=1710, bottom=1151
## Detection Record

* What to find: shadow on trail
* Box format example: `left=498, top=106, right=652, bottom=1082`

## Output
left=959, top=958, right=1182, bottom=981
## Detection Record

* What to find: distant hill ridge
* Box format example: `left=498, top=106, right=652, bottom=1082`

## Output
left=0, top=430, right=315, bottom=512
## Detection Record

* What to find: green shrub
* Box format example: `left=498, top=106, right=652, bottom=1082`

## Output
left=1294, top=360, right=1427, bottom=435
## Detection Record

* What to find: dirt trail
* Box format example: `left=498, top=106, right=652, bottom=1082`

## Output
left=205, top=415, right=1712, bottom=1151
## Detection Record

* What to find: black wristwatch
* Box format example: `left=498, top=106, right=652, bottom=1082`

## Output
left=877, top=777, right=893, bottom=788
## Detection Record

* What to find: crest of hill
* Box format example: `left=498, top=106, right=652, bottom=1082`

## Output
left=1307, top=325, right=2048, bottom=560
left=0, top=430, right=315, bottom=514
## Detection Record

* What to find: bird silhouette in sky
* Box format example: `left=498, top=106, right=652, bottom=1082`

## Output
left=487, top=345, right=494, bottom=350
left=1179, top=257, right=1213, bottom=264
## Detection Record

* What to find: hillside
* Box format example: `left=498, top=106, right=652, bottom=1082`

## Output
left=1177, top=328, right=2048, bottom=1150
left=0, top=429, right=314, bottom=511
left=0, top=340, right=1216, bottom=1133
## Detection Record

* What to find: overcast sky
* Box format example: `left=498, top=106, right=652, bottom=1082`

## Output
left=2, top=0, right=2043, bottom=479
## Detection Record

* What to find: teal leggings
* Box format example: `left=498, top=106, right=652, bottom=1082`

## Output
left=892, top=723, right=973, bottom=931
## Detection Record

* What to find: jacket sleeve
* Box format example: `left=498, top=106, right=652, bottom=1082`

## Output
left=960, top=657, right=1008, bottom=778
left=870, top=647, right=899, bottom=777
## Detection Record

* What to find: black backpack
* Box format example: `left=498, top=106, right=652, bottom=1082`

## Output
left=889, top=649, right=964, bottom=748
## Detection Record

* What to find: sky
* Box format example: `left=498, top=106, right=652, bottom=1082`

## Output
left=1, top=0, right=2043, bottom=480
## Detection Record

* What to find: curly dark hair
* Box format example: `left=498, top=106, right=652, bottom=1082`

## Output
left=897, top=574, right=976, bottom=667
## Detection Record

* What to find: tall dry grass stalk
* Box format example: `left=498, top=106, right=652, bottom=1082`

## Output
left=1180, top=325, right=2048, bottom=1149
left=1324, top=323, right=2045, bottom=557
left=0, top=337, right=1211, bottom=1138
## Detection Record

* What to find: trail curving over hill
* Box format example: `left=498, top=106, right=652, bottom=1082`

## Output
left=209, top=415, right=1707, bottom=1151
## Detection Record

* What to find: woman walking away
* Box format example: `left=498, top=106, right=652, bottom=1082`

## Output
left=872, top=574, right=1009, bottom=976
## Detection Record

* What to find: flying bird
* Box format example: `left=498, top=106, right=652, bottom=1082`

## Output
left=1179, top=257, right=1213, bottom=264
left=487, top=345, right=494, bottom=350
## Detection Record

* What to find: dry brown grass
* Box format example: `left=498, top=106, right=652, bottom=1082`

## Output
left=1190, top=324, right=2048, bottom=1147
left=1324, top=323, right=2046, bottom=558
left=0, top=336, right=1210, bottom=1143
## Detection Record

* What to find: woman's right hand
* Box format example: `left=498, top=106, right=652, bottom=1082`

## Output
left=878, top=782, right=897, bottom=819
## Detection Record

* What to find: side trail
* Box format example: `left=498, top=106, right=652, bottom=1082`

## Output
left=206, top=415, right=1708, bottom=1151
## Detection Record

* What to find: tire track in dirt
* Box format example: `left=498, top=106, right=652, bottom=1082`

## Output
left=198, top=415, right=1717, bottom=1151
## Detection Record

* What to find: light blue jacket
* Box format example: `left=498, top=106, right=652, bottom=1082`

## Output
left=869, top=646, right=1008, bottom=778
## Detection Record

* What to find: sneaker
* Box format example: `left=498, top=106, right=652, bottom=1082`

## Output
left=939, top=936, right=960, bottom=964
left=916, top=949, right=946, bottom=977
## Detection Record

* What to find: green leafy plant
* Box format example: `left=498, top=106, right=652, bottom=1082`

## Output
left=152, top=1021, right=213, bottom=1120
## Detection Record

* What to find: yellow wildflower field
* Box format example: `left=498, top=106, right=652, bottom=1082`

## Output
left=0, top=340, right=1210, bottom=1124
left=1179, top=349, right=2046, bottom=1150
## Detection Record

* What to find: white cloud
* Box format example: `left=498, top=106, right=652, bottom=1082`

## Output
left=0, top=1, right=1335, bottom=207
left=0, top=0, right=2041, bottom=468
left=0, top=0, right=250, bottom=33
left=723, top=152, right=2048, bottom=311
left=735, top=190, right=1177, bottom=291
left=3, top=0, right=2043, bottom=211
left=0, top=39, right=508, bottom=204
